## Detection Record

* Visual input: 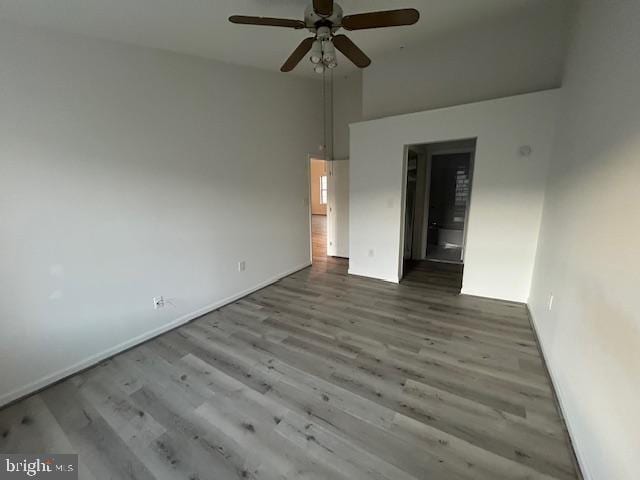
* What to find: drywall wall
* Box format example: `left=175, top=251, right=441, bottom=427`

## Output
left=326, top=159, right=349, bottom=258
left=323, top=72, right=358, bottom=258
left=349, top=90, right=558, bottom=301
left=310, top=158, right=327, bottom=215
left=529, top=1, right=640, bottom=478
left=362, top=2, right=573, bottom=120
left=0, top=21, right=321, bottom=406
left=332, top=71, right=362, bottom=160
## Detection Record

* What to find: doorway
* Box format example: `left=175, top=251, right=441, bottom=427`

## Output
left=310, top=158, right=328, bottom=261
left=400, top=139, right=476, bottom=290
left=308, top=157, right=350, bottom=273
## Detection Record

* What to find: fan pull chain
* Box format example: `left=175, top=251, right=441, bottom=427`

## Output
left=322, top=65, right=327, bottom=162
left=330, top=68, right=335, bottom=164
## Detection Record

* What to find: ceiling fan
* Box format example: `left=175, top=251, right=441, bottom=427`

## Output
left=229, top=0, right=420, bottom=73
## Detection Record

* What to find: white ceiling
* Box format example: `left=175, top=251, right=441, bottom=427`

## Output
left=0, top=0, right=557, bottom=76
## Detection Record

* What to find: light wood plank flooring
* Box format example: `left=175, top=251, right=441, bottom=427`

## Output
left=0, top=219, right=578, bottom=479
left=312, top=214, right=327, bottom=261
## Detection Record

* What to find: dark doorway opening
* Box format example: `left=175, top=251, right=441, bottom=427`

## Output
left=426, top=152, right=473, bottom=263
left=401, top=139, right=476, bottom=292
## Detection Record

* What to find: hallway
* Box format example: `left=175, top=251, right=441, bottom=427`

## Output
left=312, top=214, right=327, bottom=261
left=311, top=214, right=345, bottom=273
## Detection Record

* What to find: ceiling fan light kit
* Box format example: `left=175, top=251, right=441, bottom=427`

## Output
left=229, top=1, right=420, bottom=73
left=310, top=40, right=323, bottom=64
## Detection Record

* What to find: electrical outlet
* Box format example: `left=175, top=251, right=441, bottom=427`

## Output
left=153, top=296, right=165, bottom=309
left=548, top=294, right=554, bottom=312
left=238, top=261, right=246, bottom=272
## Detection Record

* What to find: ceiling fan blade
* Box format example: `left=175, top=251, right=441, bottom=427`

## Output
left=342, top=9, right=420, bottom=30
left=281, top=37, right=315, bottom=72
left=332, top=35, right=371, bottom=68
left=229, top=15, right=306, bottom=29
left=313, top=0, right=333, bottom=17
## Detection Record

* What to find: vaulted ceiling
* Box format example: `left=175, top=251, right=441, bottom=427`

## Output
left=0, top=0, right=566, bottom=75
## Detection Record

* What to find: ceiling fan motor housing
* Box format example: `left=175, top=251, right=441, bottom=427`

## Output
left=305, top=4, right=343, bottom=34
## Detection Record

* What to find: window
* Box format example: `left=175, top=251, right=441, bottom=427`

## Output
left=320, top=175, right=328, bottom=205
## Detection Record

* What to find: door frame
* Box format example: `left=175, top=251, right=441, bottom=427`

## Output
left=307, top=155, right=330, bottom=265
left=326, top=158, right=349, bottom=259
left=398, top=139, right=477, bottom=280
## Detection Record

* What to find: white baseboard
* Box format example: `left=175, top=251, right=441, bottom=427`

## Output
left=527, top=306, right=590, bottom=480
left=460, top=287, right=525, bottom=304
left=347, top=267, right=399, bottom=284
left=460, top=289, right=526, bottom=305
left=0, top=262, right=311, bottom=408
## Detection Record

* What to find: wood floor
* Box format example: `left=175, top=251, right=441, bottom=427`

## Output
left=0, top=216, right=577, bottom=479
left=312, top=214, right=328, bottom=261
left=402, top=260, right=464, bottom=294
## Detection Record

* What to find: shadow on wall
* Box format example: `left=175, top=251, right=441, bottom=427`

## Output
left=530, top=125, right=640, bottom=479
left=550, top=279, right=640, bottom=479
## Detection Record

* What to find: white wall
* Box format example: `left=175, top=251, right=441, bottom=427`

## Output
left=325, top=72, right=360, bottom=258
left=0, top=22, right=321, bottom=406
left=349, top=90, right=558, bottom=302
left=327, top=159, right=349, bottom=258
left=529, top=1, right=640, bottom=478
left=332, top=71, right=362, bottom=160
left=362, top=3, right=573, bottom=120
